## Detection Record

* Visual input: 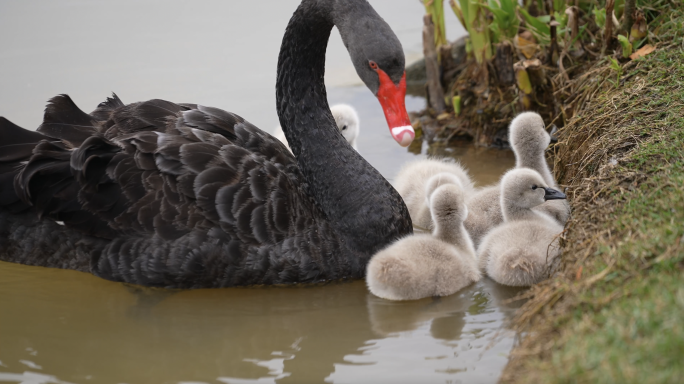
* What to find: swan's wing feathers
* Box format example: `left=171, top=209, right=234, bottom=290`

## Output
left=98, top=104, right=310, bottom=247
left=0, top=118, right=50, bottom=211
left=178, top=107, right=239, bottom=141
left=179, top=142, right=222, bottom=173
left=13, top=139, right=118, bottom=238
left=90, top=93, right=125, bottom=122
left=103, top=99, right=183, bottom=138
left=0, top=116, right=47, bottom=147
left=2, top=95, right=337, bottom=286
left=15, top=140, right=72, bottom=203
left=37, top=95, right=99, bottom=147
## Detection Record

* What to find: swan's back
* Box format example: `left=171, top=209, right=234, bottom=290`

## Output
left=0, top=95, right=360, bottom=288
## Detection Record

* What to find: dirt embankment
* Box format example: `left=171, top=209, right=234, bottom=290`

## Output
left=500, top=11, right=684, bottom=383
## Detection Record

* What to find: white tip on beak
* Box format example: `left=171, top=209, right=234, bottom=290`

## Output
left=391, top=125, right=415, bottom=147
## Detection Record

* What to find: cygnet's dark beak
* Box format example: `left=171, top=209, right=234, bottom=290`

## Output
left=543, top=187, right=567, bottom=201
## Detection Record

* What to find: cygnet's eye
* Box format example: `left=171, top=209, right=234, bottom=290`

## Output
left=531, top=185, right=538, bottom=190
left=342, top=125, right=347, bottom=131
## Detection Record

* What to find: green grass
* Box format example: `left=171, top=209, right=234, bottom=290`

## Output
left=553, top=272, right=684, bottom=383
left=506, top=45, right=684, bottom=384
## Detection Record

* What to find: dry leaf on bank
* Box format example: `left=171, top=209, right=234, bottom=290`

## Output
left=630, top=44, right=655, bottom=60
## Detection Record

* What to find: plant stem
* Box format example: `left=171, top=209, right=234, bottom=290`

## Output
left=424, top=0, right=448, bottom=62
left=423, top=14, right=446, bottom=113
left=603, top=0, right=615, bottom=56
left=620, top=0, right=635, bottom=36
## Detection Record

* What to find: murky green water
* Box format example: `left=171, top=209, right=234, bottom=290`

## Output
left=0, top=2, right=520, bottom=383
left=0, top=262, right=524, bottom=384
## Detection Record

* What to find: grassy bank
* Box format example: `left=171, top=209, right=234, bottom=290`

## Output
left=501, top=10, right=684, bottom=383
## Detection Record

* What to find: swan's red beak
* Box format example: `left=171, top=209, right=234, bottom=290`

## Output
left=376, top=70, right=415, bottom=147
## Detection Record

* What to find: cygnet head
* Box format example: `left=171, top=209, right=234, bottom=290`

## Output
left=425, top=172, right=463, bottom=207
left=430, top=183, right=468, bottom=225
left=331, top=104, right=360, bottom=148
left=509, top=112, right=550, bottom=159
left=501, top=168, right=566, bottom=211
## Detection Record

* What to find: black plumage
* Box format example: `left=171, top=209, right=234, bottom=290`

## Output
left=0, top=0, right=413, bottom=288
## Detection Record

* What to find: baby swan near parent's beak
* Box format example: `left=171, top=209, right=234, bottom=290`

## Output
left=477, top=168, right=567, bottom=287
left=366, top=181, right=480, bottom=301
left=273, top=104, right=360, bottom=152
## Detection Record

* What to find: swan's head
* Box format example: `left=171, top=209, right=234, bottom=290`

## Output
left=335, top=3, right=414, bottom=147
left=501, top=168, right=566, bottom=210
left=429, top=183, right=468, bottom=225
left=330, top=104, right=360, bottom=148
left=509, top=112, right=551, bottom=159
left=425, top=172, right=463, bottom=207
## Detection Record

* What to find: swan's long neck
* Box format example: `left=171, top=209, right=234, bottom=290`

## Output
left=434, top=219, right=475, bottom=257
left=515, top=147, right=556, bottom=188
left=501, top=193, right=541, bottom=222
left=275, top=0, right=412, bottom=255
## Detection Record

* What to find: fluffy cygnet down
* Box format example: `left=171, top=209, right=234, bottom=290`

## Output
left=478, top=168, right=567, bottom=287
left=273, top=104, right=360, bottom=151
left=366, top=183, right=480, bottom=301
left=509, top=112, right=570, bottom=224
left=394, top=158, right=476, bottom=230
left=464, top=112, right=569, bottom=249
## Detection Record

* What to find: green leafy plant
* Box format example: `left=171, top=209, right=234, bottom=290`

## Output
left=483, top=0, right=518, bottom=43
left=519, top=7, right=551, bottom=44
left=424, top=0, right=448, bottom=49
left=607, top=56, right=622, bottom=85
left=617, top=34, right=633, bottom=57
left=450, top=0, right=493, bottom=63
left=593, top=8, right=607, bottom=28
left=552, top=0, right=565, bottom=12
left=452, top=95, right=462, bottom=115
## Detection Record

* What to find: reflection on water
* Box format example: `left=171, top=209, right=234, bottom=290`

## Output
left=429, top=142, right=517, bottom=187
left=0, top=262, right=524, bottom=384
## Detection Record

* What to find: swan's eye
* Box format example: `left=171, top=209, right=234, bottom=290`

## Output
left=342, top=125, right=347, bottom=131
left=369, top=61, right=379, bottom=70
left=532, top=185, right=538, bottom=190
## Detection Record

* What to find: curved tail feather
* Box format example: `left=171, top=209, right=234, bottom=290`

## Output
left=37, top=94, right=100, bottom=147
left=0, top=117, right=48, bottom=212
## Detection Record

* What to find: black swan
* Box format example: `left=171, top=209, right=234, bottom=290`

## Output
left=0, top=0, right=415, bottom=288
